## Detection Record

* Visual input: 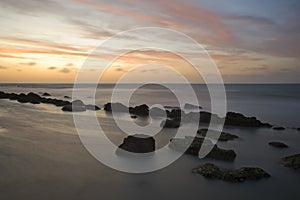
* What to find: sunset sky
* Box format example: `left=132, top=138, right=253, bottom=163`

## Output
left=0, top=0, right=299, bottom=83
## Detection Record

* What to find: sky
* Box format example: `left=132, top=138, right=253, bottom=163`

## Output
left=0, top=0, right=299, bottom=83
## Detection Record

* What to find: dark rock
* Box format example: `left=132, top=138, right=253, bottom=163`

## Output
left=161, top=118, right=181, bottom=128
left=184, top=103, right=202, bottom=110
left=42, top=92, right=51, bottom=96
left=268, top=141, right=288, bottom=148
left=167, top=109, right=183, bottom=119
left=64, top=96, right=71, bottom=99
left=103, top=102, right=128, bottom=112
left=130, top=115, right=137, bottom=119
left=192, top=163, right=270, bottom=182
left=199, top=111, right=220, bottom=124
left=7, top=93, right=19, bottom=100
left=149, top=107, right=166, bottom=117
left=273, top=126, right=285, bottom=131
left=129, top=104, right=149, bottom=116
left=169, top=136, right=236, bottom=161
left=225, top=112, right=272, bottom=128
left=282, top=154, right=300, bottom=170
left=117, top=134, right=155, bottom=153
left=61, top=100, right=86, bottom=112
left=197, top=129, right=239, bottom=141
left=85, top=104, right=101, bottom=111
left=17, top=92, right=42, bottom=104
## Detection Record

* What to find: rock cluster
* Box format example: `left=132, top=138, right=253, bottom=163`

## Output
left=169, top=136, right=236, bottom=161
left=192, top=163, right=270, bottom=182
left=0, top=91, right=100, bottom=112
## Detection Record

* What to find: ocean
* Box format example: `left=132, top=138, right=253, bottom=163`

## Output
left=0, top=84, right=299, bottom=199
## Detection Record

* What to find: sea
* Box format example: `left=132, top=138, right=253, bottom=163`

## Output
left=0, top=83, right=299, bottom=200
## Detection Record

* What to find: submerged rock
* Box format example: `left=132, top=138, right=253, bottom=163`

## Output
left=169, top=136, right=236, bottom=161
left=192, top=163, right=270, bottom=182
left=161, top=118, right=181, bottom=128
left=197, top=129, right=239, bottom=141
left=117, top=134, right=155, bottom=154
left=273, top=126, right=285, bottom=131
left=282, top=154, right=300, bottom=170
left=268, top=141, right=288, bottom=148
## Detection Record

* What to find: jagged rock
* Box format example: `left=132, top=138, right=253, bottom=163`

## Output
left=225, top=112, right=272, bottom=127
left=161, top=119, right=181, bottom=128
left=192, top=163, right=270, bottom=182
left=197, top=129, right=239, bottom=141
left=268, top=141, right=288, bottom=148
left=169, top=136, right=236, bottom=161
left=17, top=92, right=42, bottom=104
left=85, top=104, right=101, bottom=111
left=282, top=154, right=300, bottom=170
left=184, top=103, right=202, bottom=110
left=273, top=126, right=285, bottom=131
left=129, top=104, right=149, bottom=116
left=117, top=134, right=155, bottom=154
left=42, top=92, right=51, bottom=96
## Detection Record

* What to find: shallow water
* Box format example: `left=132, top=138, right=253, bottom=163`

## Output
left=0, top=84, right=299, bottom=199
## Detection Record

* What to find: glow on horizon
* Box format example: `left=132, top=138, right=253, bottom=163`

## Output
left=0, top=0, right=299, bottom=83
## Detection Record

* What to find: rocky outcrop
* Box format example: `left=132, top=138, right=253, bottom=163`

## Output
left=268, top=141, right=288, bottom=148
left=117, top=134, right=155, bottom=154
left=273, top=126, right=285, bottom=131
left=169, top=136, right=236, bottom=161
left=0, top=91, right=71, bottom=107
left=225, top=112, right=272, bottom=127
left=129, top=104, right=149, bottom=116
left=282, top=154, right=300, bottom=170
left=197, top=129, right=239, bottom=141
left=192, top=163, right=270, bottom=182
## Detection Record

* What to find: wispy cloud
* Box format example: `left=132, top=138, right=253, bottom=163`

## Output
left=59, top=68, right=71, bottom=74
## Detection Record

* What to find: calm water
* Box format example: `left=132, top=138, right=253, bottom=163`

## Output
left=0, top=84, right=299, bottom=199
